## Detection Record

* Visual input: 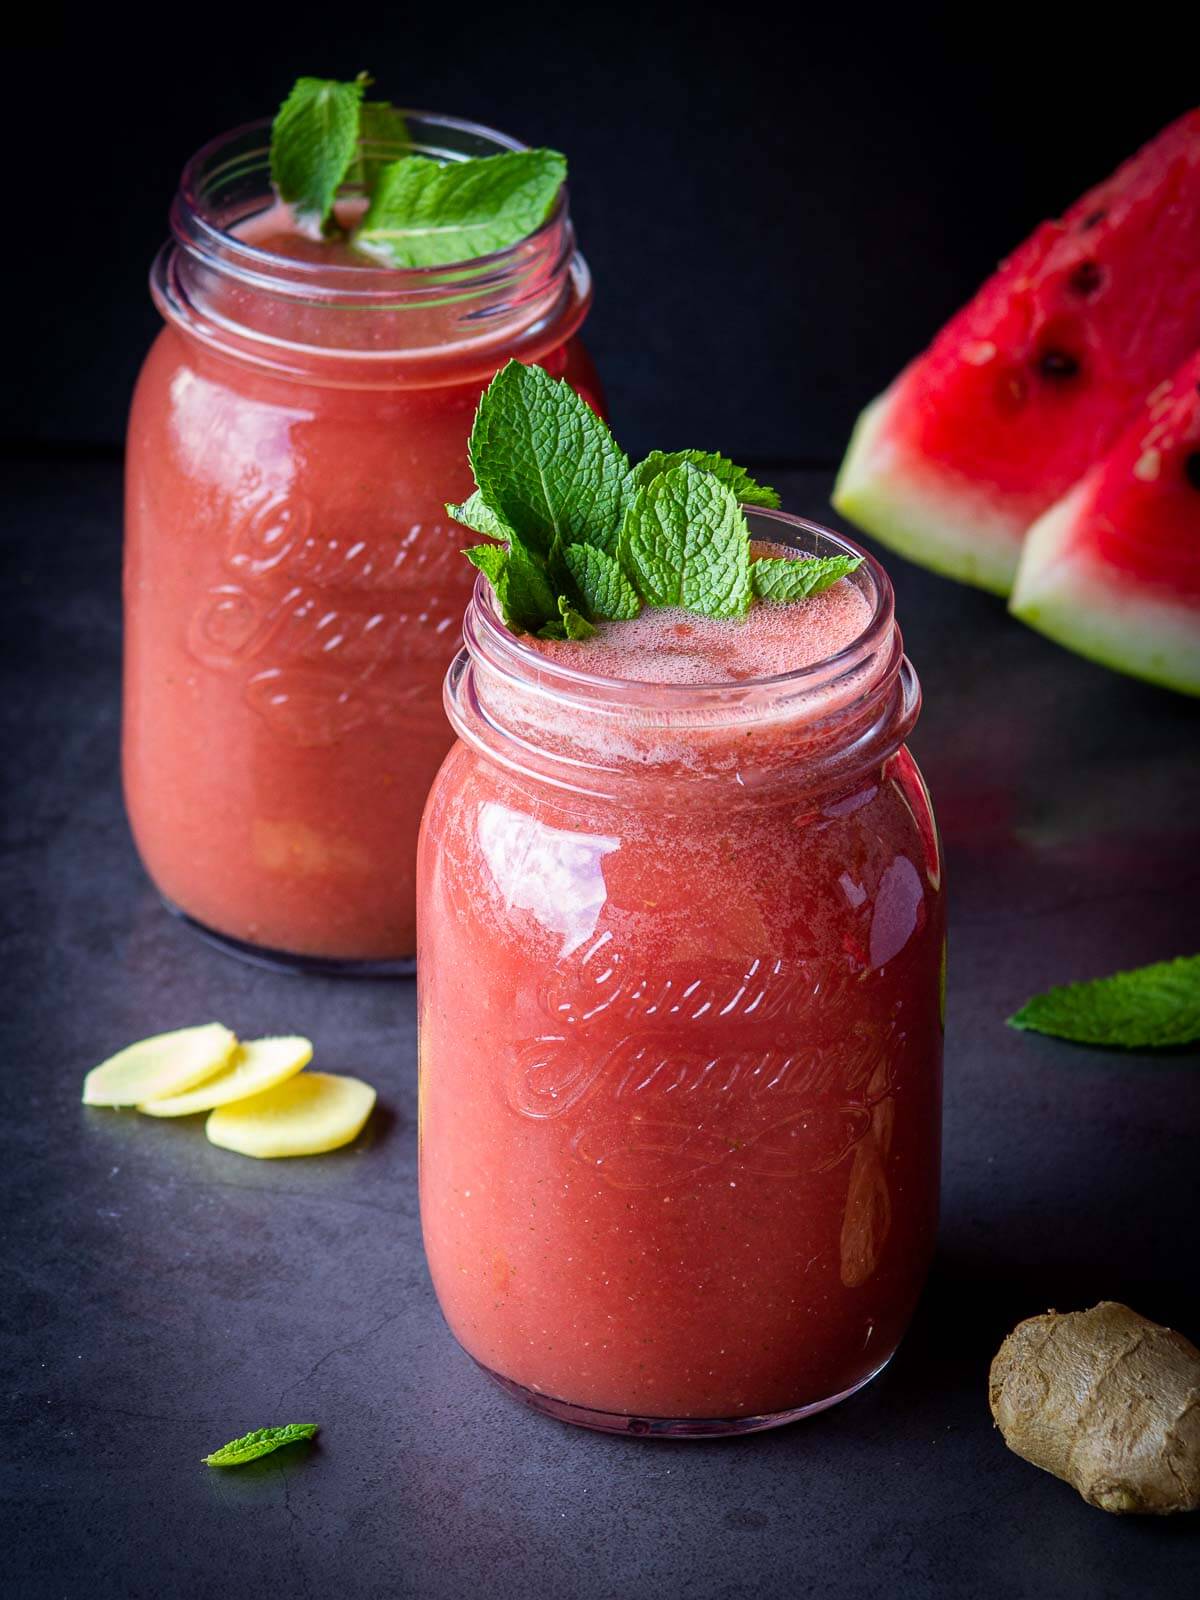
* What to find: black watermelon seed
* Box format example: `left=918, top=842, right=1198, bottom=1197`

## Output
left=1184, top=451, right=1200, bottom=491
left=1068, top=261, right=1104, bottom=296
left=1081, top=209, right=1107, bottom=230
left=1038, top=349, right=1081, bottom=381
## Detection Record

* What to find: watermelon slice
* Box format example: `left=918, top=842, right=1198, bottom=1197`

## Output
left=1010, top=351, right=1200, bottom=695
left=834, top=111, right=1200, bottom=594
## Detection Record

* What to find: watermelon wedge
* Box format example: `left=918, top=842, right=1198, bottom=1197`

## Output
left=834, top=110, right=1200, bottom=594
left=1010, top=351, right=1200, bottom=696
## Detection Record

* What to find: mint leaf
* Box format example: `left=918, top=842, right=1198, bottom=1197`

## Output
left=564, top=543, right=641, bottom=621
left=353, top=149, right=566, bottom=268
left=621, top=463, right=752, bottom=619
left=751, top=553, right=862, bottom=602
left=270, top=76, right=366, bottom=229
left=203, top=1423, right=319, bottom=1468
left=558, top=596, right=596, bottom=640
left=632, top=451, right=781, bottom=509
left=469, top=361, right=631, bottom=559
left=462, top=543, right=507, bottom=586
left=1008, top=954, right=1200, bottom=1049
left=501, top=540, right=559, bottom=633
left=448, top=490, right=514, bottom=542
left=351, top=101, right=410, bottom=190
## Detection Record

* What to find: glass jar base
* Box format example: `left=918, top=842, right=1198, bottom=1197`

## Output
left=160, top=898, right=416, bottom=978
left=472, top=1354, right=894, bottom=1438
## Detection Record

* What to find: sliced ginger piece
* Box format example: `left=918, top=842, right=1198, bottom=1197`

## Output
left=139, top=1036, right=313, bottom=1117
left=83, top=1023, right=237, bottom=1108
left=205, top=1072, right=376, bottom=1159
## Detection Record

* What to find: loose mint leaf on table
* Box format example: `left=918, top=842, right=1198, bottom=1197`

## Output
left=353, top=149, right=566, bottom=268
left=563, top=543, right=641, bottom=621
left=1008, top=954, right=1200, bottom=1049
left=632, top=450, right=781, bottom=510
left=270, top=76, right=367, bottom=229
left=621, top=463, right=752, bottom=619
left=203, top=1423, right=319, bottom=1468
left=751, top=553, right=862, bottom=602
left=469, top=361, right=631, bottom=560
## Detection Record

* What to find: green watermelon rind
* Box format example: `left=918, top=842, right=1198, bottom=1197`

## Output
left=1010, top=483, right=1200, bottom=697
left=832, top=385, right=1022, bottom=597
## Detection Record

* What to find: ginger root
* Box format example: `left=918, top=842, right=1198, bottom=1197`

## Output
left=989, top=1302, right=1200, bottom=1514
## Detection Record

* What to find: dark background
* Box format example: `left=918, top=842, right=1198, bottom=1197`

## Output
left=7, top=7, right=1197, bottom=462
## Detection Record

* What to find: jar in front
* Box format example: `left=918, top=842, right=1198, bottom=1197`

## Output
left=123, top=113, right=602, bottom=972
left=417, top=512, right=945, bottom=1436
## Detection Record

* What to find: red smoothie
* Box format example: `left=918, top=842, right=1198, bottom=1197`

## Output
left=124, top=117, right=601, bottom=968
left=418, top=517, right=944, bottom=1434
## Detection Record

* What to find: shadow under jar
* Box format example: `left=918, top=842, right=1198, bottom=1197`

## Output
left=417, top=512, right=945, bottom=1437
left=124, top=113, right=602, bottom=973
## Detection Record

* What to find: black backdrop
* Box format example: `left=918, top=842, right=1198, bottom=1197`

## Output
left=7, top=8, right=1196, bottom=463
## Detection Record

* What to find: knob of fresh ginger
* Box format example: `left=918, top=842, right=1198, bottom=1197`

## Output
left=989, top=1302, right=1200, bottom=1515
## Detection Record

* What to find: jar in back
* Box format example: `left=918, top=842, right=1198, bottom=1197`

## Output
left=124, top=113, right=602, bottom=971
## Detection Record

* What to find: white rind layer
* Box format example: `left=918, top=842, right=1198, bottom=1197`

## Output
left=832, top=386, right=1026, bottom=596
left=1011, top=484, right=1200, bottom=696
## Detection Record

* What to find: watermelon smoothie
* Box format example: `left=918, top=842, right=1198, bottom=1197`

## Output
left=124, top=116, right=601, bottom=969
left=418, top=513, right=944, bottom=1434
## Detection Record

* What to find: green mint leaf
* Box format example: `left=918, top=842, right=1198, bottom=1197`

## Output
left=468, top=361, right=631, bottom=559
left=203, top=1423, right=319, bottom=1468
left=462, top=542, right=507, bottom=587
left=632, top=450, right=781, bottom=509
left=558, top=596, right=597, bottom=640
left=564, top=543, right=641, bottom=621
left=353, top=149, right=566, bottom=268
left=1008, top=954, right=1200, bottom=1049
left=751, top=553, right=862, bottom=602
left=270, top=76, right=366, bottom=229
left=621, top=463, right=752, bottom=619
left=483, top=539, right=558, bottom=634
left=351, top=101, right=410, bottom=190
left=448, top=491, right=514, bottom=542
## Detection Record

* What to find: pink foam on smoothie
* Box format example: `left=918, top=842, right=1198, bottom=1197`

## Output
left=533, top=566, right=873, bottom=687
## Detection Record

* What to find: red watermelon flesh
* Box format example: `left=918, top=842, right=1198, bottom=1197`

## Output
left=1010, top=350, right=1200, bottom=695
left=834, top=110, right=1200, bottom=594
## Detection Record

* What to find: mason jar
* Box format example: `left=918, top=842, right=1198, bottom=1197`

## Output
left=124, top=113, right=601, bottom=972
left=417, top=510, right=945, bottom=1436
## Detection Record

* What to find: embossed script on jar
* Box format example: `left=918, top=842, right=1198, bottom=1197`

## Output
left=505, top=939, right=904, bottom=1192
left=186, top=490, right=471, bottom=745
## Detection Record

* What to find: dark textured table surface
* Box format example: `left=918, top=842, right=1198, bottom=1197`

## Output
left=4, top=458, right=1198, bottom=1599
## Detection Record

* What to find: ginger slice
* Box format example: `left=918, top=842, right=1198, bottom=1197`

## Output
left=83, top=1023, right=238, bottom=1108
left=139, top=1036, right=313, bottom=1117
left=990, top=1302, right=1200, bottom=1514
left=205, top=1072, right=376, bottom=1159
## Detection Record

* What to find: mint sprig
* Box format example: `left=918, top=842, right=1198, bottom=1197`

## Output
left=270, top=76, right=367, bottom=230
left=268, top=75, right=566, bottom=265
left=448, top=361, right=859, bottom=637
left=1008, top=955, right=1200, bottom=1049
left=203, top=1423, right=319, bottom=1468
left=354, top=150, right=566, bottom=268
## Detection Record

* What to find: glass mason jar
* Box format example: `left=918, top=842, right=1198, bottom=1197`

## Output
left=418, top=512, right=945, bottom=1436
left=124, top=114, right=601, bottom=973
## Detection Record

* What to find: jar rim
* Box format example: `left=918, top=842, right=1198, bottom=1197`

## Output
left=173, top=112, right=572, bottom=301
